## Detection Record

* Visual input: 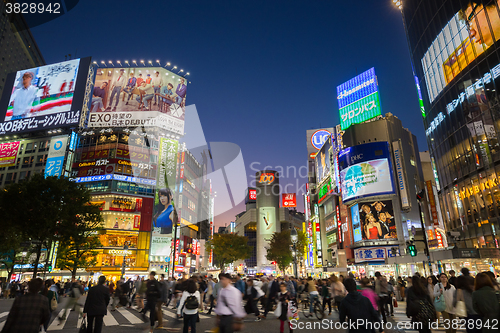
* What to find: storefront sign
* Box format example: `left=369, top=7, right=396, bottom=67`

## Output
left=479, top=248, right=500, bottom=259
left=318, top=179, right=332, bottom=203
left=459, top=178, right=499, bottom=200
left=45, top=135, right=69, bottom=177
left=0, top=141, right=20, bottom=167
left=107, top=249, right=132, bottom=256
left=258, top=173, right=275, bottom=185
left=282, top=193, right=297, bottom=207
left=354, top=246, right=399, bottom=263
left=426, top=181, right=439, bottom=226
left=452, top=248, right=480, bottom=259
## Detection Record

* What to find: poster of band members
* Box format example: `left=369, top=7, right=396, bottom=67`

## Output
left=88, top=67, right=187, bottom=134
left=0, top=58, right=89, bottom=134
left=150, top=137, right=179, bottom=256
left=358, top=200, right=396, bottom=240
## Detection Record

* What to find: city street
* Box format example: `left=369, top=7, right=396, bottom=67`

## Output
left=0, top=296, right=469, bottom=333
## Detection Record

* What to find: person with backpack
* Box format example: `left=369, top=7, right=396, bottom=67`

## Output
left=177, top=279, right=200, bottom=333
left=143, top=272, right=162, bottom=332
left=406, top=275, right=435, bottom=333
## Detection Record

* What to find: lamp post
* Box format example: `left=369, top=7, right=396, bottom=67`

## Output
left=290, top=228, right=298, bottom=278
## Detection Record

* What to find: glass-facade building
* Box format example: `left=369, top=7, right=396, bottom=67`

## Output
left=403, top=0, right=500, bottom=248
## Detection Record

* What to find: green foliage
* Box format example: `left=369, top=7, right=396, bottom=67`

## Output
left=0, top=173, right=103, bottom=277
left=266, top=229, right=308, bottom=273
left=207, top=233, right=252, bottom=270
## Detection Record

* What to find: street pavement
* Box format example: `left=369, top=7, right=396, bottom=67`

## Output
left=0, top=296, right=469, bottom=332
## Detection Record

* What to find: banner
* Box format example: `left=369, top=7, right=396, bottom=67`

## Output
left=45, top=135, right=69, bottom=177
left=282, top=193, right=297, bottom=207
left=0, top=141, right=20, bottom=167
left=354, top=245, right=400, bottom=263
left=392, top=140, right=409, bottom=208
left=426, top=180, right=439, bottom=226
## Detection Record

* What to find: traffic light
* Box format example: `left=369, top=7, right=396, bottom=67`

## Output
left=47, top=265, right=52, bottom=273
left=416, top=189, right=426, bottom=202
left=407, top=242, right=417, bottom=257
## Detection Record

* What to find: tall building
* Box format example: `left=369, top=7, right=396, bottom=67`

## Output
left=401, top=0, right=500, bottom=270
left=0, top=5, right=45, bottom=95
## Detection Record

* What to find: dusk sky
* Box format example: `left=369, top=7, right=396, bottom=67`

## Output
left=30, top=0, right=426, bottom=228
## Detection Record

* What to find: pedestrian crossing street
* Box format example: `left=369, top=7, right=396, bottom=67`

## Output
left=0, top=306, right=215, bottom=331
left=390, top=302, right=465, bottom=333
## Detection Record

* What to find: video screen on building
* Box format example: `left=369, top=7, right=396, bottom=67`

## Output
left=88, top=67, right=187, bottom=135
left=421, top=2, right=500, bottom=102
left=0, top=58, right=91, bottom=134
left=336, top=67, right=382, bottom=130
left=357, top=199, right=396, bottom=241
left=315, top=137, right=331, bottom=185
left=338, top=141, right=395, bottom=202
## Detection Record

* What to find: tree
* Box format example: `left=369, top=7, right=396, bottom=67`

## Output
left=0, top=174, right=103, bottom=278
left=56, top=236, right=101, bottom=279
left=207, top=233, right=252, bottom=270
left=266, top=229, right=308, bottom=273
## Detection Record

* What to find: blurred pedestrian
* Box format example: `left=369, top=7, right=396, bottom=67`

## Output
left=406, top=275, right=435, bottom=333
left=83, top=276, right=110, bottom=333
left=144, top=271, right=161, bottom=333
left=1, top=278, right=49, bottom=333
left=215, top=273, right=246, bottom=333
left=472, top=272, right=499, bottom=333
left=339, top=278, right=380, bottom=333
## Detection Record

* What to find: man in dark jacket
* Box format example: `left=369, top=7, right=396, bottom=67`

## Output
left=2, top=278, right=49, bottom=333
left=144, top=271, right=162, bottom=331
left=339, top=278, right=380, bottom=333
left=83, top=276, right=111, bottom=333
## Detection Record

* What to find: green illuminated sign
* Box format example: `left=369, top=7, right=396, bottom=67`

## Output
left=339, top=91, right=381, bottom=130
left=318, top=178, right=332, bottom=203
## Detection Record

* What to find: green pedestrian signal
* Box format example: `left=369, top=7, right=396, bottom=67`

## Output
left=48, top=265, right=52, bottom=273
left=408, top=244, right=417, bottom=257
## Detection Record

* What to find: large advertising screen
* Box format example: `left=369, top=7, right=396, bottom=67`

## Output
left=339, top=141, right=395, bottom=202
left=0, top=58, right=91, bottom=134
left=88, top=67, right=187, bottom=134
left=151, top=137, right=179, bottom=256
left=336, top=67, right=382, bottom=130
left=422, top=2, right=500, bottom=102
left=315, top=136, right=331, bottom=185
left=358, top=199, right=396, bottom=241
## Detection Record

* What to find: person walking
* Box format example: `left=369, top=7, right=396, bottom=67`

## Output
left=455, top=275, right=480, bottom=333
left=83, top=276, right=111, bottom=333
left=206, top=276, right=215, bottom=314
left=276, top=282, right=293, bottom=333
left=434, top=273, right=456, bottom=333
left=144, top=271, right=162, bottom=332
left=321, top=279, right=332, bottom=315
left=214, top=273, right=246, bottom=333
left=243, top=279, right=261, bottom=321
left=262, top=275, right=279, bottom=318
left=177, top=279, right=200, bottom=333
left=339, top=278, right=380, bottom=333
left=41, top=279, right=58, bottom=332
left=374, top=272, right=390, bottom=323
left=156, top=274, right=168, bottom=329
left=472, top=272, right=499, bottom=333
left=1, top=278, right=50, bottom=333
left=305, top=277, right=319, bottom=318
left=359, top=278, right=379, bottom=313
left=406, top=275, right=435, bottom=333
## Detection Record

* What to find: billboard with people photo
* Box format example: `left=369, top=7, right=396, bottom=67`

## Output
left=357, top=200, right=396, bottom=241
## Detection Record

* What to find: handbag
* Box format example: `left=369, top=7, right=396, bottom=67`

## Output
left=50, top=293, right=58, bottom=311
left=274, top=301, right=282, bottom=317
left=433, top=284, right=446, bottom=312
left=393, top=297, right=398, bottom=308
left=222, top=294, right=243, bottom=332
left=455, top=289, right=467, bottom=318
left=79, top=318, right=87, bottom=333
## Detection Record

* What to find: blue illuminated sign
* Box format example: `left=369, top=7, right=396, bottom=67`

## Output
left=337, top=67, right=378, bottom=108
left=351, top=204, right=362, bottom=242
left=74, top=174, right=156, bottom=186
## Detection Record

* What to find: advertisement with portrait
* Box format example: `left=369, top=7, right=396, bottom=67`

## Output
left=150, top=137, right=178, bottom=257
left=315, top=137, right=331, bottom=185
left=0, top=58, right=91, bottom=134
left=421, top=1, right=500, bottom=102
left=357, top=199, right=396, bottom=241
left=88, top=67, right=187, bottom=134
left=339, top=142, right=395, bottom=203
left=259, top=207, right=276, bottom=235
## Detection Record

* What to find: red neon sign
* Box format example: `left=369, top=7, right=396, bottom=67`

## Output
left=259, top=173, right=275, bottom=185
left=282, top=193, right=297, bottom=207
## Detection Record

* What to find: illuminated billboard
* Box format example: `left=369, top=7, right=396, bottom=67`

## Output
left=422, top=3, right=500, bottom=102
left=306, top=128, right=333, bottom=156
left=339, top=142, right=395, bottom=202
left=0, top=141, right=20, bottom=167
left=337, top=67, right=381, bottom=130
left=88, top=67, right=186, bottom=134
left=358, top=200, right=396, bottom=241
left=0, top=58, right=91, bottom=134
left=315, top=136, right=331, bottom=185
left=282, top=193, right=297, bottom=207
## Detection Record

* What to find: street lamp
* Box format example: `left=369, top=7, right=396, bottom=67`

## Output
left=290, top=228, right=298, bottom=278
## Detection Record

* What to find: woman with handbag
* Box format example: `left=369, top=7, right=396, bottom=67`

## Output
left=455, top=275, right=480, bottom=333
left=433, top=273, right=456, bottom=333
left=406, top=276, right=435, bottom=333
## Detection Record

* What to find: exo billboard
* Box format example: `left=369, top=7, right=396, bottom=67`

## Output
left=0, top=58, right=91, bottom=134
left=337, top=67, right=381, bottom=130
left=88, top=67, right=186, bottom=135
left=338, top=141, right=395, bottom=203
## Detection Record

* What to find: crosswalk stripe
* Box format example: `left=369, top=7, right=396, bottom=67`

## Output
left=0, top=312, right=8, bottom=319
left=163, top=309, right=177, bottom=318
left=47, top=310, right=67, bottom=331
left=0, top=321, right=5, bottom=330
left=117, top=308, right=143, bottom=324
left=103, top=311, right=119, bottom=326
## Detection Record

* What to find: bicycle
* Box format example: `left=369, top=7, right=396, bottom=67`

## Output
left=298, top=293, right=324, bottom=320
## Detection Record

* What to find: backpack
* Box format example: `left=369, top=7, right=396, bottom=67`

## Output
left=185, top=293, right=199, bottom=310
left=146, top=281, right=160, bottom=298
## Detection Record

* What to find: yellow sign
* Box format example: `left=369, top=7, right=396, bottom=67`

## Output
left=459, top=178, right=498, bottom=200
left=107, top=249, right=133, bottom=256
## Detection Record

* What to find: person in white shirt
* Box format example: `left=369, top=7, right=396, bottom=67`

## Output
left=106, top=69, right=127, bottom=111
left=215, top=273, right=246, bottom=333
left=136, top=81, right=155, bottom=110
left=10, top=71, right=38, bottom=120
left=151, top=71, right=163, bottom=106
left=434, top=273, right=456, bottom=333
left=177, top=279, right=200, bottom=333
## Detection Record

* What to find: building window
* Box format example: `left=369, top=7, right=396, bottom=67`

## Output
left=25, top=142, right=34, bottom=153
left=22, top=156, right=33, bottom=168
left=4, top=172, right=16, bottom=185
left=19, top=171, right=30, bottom=181
left=410, top=156, right=416, bottom=166
left=8, top=158, right=20, bottom=170
left=35, top=155, right=46, bottom=167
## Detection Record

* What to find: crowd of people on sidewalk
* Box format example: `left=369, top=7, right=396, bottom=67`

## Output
left=1, top=268, right=500, bottom=333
